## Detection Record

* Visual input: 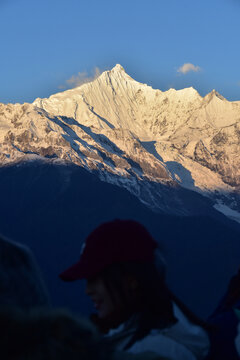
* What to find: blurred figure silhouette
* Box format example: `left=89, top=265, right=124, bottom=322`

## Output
left=0, top=235, right=49, bottom=308
left=60, top=219, right=210, bottom=360
left=0, top=306, right=114, bottom=360
left=0, top=235, right=112, bottom=360
left=207, top=267, right=240, bottom=359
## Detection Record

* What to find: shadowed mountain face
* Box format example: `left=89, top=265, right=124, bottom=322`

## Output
left=1, top=64, right=240, bottom=221
left=0, top=160, right=240, bottom=318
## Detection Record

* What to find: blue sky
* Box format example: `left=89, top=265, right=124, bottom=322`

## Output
left=0, top=0, right=240, bottom=103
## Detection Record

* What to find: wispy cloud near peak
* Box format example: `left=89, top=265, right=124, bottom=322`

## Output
left=59, top=67, right=102, bottom=90
left=177, top=63, right=201, bottom=75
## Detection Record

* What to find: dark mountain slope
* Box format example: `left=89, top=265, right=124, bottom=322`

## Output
left=0, top=160, right=240, bottom=318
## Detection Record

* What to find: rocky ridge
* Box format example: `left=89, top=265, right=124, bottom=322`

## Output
left=1, top=64, right=240, bottom=220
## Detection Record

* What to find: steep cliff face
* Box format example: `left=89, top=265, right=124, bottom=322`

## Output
left=1, top=64, right=240, bottom=220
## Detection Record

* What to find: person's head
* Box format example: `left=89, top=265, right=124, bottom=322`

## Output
left=60, top=220, right=174, bottom=330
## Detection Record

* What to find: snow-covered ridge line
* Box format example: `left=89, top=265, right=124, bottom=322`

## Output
left=1, top=64, right=240, bottom=221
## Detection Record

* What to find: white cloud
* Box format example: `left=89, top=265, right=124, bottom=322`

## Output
left=177, top=63, right=201, bottom=75
left=59, top=67, right=102, bottom=89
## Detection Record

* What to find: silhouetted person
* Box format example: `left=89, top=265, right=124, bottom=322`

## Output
left=207, top=268, right=240, bottom=359
left=60, top=219, right=210, bottom=359
left=0, top=306, right=114, bottom=360
left=0, top=235, right=49, bottom=308
left=0, top=235, right=112, bottom=360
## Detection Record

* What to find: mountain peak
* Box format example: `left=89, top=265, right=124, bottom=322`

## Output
left=98, top=63, right=134, bottom=84
left=165, top=86, right=201, bottom=101
left=107, top=63, right=132, bottom=80
left=204, top=89, right=226, bottom=103
left=111, top=64, right=126, bottom=72
left=211, top=89, right=225, bottom=100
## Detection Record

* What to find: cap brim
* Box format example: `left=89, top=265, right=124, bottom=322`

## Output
left=59, top=260, right=86, bottom=282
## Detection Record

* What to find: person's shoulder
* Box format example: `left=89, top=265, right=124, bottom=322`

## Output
left=126, top=330, right=196, bottom=360
left=165, top=303, right=209, bottom=358
left=113, top=349, right=170, bottom=360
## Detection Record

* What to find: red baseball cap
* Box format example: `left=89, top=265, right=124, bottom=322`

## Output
left=59, top=219, right=158, bottom=281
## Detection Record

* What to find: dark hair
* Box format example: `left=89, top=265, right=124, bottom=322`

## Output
left=90, top=260, right=177, bottom=349
left=90, top=259, right=211, bottom=349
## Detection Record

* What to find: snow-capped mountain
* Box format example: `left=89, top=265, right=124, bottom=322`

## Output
left=1, top=64, right=240, bottom=220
